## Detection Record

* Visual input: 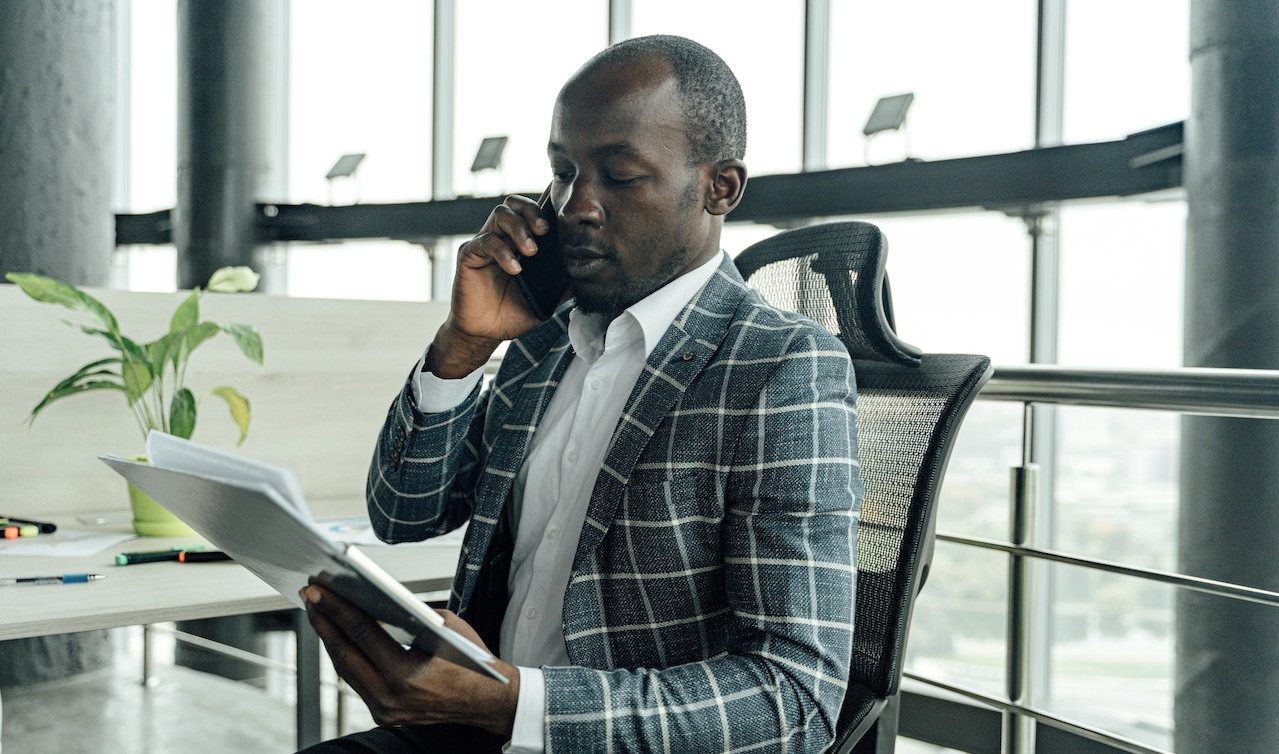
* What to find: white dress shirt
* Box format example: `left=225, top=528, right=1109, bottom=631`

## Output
left=411, top=252, right=723, bottom=752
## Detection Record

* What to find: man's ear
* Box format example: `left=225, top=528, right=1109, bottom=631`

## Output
left=705, top=159, right=747, bottom=216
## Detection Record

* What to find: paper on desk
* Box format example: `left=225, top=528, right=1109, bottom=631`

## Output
left=0, top=528, right=135, bottom=557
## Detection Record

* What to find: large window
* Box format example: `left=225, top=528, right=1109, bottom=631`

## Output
left=290, top=0, right=433, bottom=205
left=827, top=1, right=1037, bottom=168
left=1063, top=0, right=1190, bottom=144
left=632, top=0, right=806, bottom=177
left=451, top=0, right=606, bottom=197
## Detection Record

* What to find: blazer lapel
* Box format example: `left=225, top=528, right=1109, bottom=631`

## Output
left=572, top=257, right=749, bottom=569
left=472, top=314, right=575, bottom=524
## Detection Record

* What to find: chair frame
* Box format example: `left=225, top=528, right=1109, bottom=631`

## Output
left=736, top=221, right=993, bottom=754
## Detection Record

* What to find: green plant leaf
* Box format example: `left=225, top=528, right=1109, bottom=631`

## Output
left=30, top=379, right=126, bottom=423
left=207, top=386, right=251, bottom=445
left=219, top=323, right=264, bottom=366
left=120, top=338, right=155, bottom=401
left=5, top=273, right=120, bottom=334
left=170, top=290, right=199, bottom=335
left=74, top=326, right=128, bottom=353
left=183, top=321, right=221, bottom=356
left=170, top=388, right=197, bottom=439
left=147, top=332, right=183, bottom=376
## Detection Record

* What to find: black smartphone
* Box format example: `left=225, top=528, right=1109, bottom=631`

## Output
left=514, top=194, right=569, bottom=320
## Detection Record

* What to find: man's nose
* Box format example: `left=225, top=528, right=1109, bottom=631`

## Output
left=561, top=178, right=604, bottom=227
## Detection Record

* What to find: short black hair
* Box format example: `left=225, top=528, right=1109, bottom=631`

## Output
left=588, top=34, right=747, bottom=165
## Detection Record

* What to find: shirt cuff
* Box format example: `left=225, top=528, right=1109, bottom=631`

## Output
left=409, top=349, right=485, bottom=414
left=502, top=666, right=546, bottom=754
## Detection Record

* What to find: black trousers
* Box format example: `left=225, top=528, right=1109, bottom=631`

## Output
left=297, top=724, right=506, bottom=753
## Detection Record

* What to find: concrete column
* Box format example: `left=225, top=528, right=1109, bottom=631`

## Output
left=174, top=0, right=283, bottom=289
left=1177, top=2, right=1279, bottom=752
left=173, top=0, right=287, bottom=680
left=0, top=0, right=115, bottom=284
left=0, top=0, right=116, bottom=686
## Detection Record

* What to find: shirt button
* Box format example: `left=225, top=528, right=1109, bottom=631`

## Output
left=590, top=378, right=603, bottom=391
left=547, top=527, right=560, bottom=540
left=526, top=607, right=538, bottom=620
left=566, top=448, right=578, bottom=464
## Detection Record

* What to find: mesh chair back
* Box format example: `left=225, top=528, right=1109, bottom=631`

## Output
left=736, top=222, right=992, bottom=752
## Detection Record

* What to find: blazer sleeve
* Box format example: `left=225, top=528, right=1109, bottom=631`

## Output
left=542, top=327, right=861, bottom=754
left=366, top=366, right=488, bottom=543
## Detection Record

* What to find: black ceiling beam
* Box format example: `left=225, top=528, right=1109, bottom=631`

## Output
left=737, top=120, right=1183, bottom=222
left=114, top=122, right=1183, bottom=246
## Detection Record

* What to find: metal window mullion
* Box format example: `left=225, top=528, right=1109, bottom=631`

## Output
left=802, top=0, right=830, bottom=172
left=1005, top=463, right=1038, bottom=754
left=429, top=0, right=457, bottom=302
left=608, top=0, right=631, bottom=45
left=431, top=0, right=455, bottom=202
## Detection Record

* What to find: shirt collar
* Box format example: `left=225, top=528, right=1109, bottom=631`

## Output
left=567, top=251, right=724, bottom=365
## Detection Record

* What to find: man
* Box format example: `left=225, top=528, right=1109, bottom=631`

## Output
left=300, top=34, right=861, bottom=754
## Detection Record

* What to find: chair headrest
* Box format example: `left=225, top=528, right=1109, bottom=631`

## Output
left=736, top=221, right=923, bottom=367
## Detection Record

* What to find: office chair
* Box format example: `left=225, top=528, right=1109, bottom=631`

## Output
left=736, top=221, right=993, bottom=754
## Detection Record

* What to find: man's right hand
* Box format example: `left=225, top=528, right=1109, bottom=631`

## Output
left=426, top=191, right=554, bottom=379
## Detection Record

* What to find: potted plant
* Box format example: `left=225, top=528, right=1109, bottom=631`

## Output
left=4, top=266, right=265, bottom=535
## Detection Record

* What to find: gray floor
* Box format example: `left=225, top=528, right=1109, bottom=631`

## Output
left=2, top=662, right=298, bottom=753
left=0, top=627, right=953, bottom=754
left=0, top=625, right=374, bottom=754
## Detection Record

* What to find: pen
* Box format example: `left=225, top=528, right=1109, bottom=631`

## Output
left=0, top=516, right=57, bottom=534
left=0, top=574, right=106, bottom=585
left=178, top=550, right=231, bottom=563
left=2, top=524, right=38, bottom=539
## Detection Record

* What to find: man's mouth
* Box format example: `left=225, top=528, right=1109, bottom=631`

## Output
left=562, top=245, right=611, bottom=275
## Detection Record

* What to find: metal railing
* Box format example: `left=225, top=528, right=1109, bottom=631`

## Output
left=905, top=365, right=1279, bottom=754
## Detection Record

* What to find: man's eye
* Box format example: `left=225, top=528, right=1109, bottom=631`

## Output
left=605, top=174, right=642, bottom=186
left=552, top=170, right=575, bottom=183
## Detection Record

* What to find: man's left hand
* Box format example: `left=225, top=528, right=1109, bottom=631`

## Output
left=300, top=583, right=520, bottom=736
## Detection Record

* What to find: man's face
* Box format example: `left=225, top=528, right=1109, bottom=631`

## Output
left=547, top=59, right=718, bottom=321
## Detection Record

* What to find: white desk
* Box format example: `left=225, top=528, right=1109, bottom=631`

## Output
left=0, top=512, right=462, bottom=747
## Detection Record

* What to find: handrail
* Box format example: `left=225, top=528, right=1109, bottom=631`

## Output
left=936, top=532, right=1279, bottom=608
left=917, top=363, right=1279, bottom=754
left=981, top=364, right=1279, bottom=417
left=900, top=671, right=1173, bottom=754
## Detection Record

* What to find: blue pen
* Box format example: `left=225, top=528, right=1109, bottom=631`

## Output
left=0, top=574, right=106, bottom=585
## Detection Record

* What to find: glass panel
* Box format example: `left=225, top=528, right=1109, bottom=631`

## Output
left=1058, top=200, right=1186, bottom=368
left=905, top=541, right=1008, bottom=699
left=453, top=0, right=607, bottom=196
left=1045, top=563, right=1174, bottom=751
left=631, top=0, right=805, bottom=176
left=1054, top=406, right=1179, bottom=572
left=722, top=223, right=788, bottom=259
left=117, top=246, right=178, bottom=293
left=1063, top=0, right=1190, bottom=144
left=828, top=2, right=1036, bottom=168
left=129, top=0, right=178, bottom=214
left=286, top=241, right=431, bottom=301
left=936, top=401, right=1025, bottom=540
left=290, top=1, right=433, bottom=205
left=861, top=212, right=1031, bottom=365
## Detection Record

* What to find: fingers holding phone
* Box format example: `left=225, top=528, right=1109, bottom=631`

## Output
left=513, top=191, right=569, bottom=320
left=448, top=192, right=555, bottom=340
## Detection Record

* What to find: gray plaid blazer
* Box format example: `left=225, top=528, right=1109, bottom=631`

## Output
left=368, top=256, right=861, bottom=753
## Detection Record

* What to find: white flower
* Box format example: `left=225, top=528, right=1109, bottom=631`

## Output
left=207, top=266, right=261, bottom=293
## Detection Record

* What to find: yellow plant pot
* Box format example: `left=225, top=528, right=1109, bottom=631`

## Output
left=126, top=457, right=195, bottom=537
